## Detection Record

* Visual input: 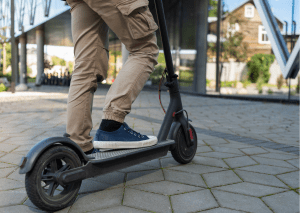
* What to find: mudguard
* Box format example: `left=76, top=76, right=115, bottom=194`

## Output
left=167, top=121, right=181, bottom=150
left=19, top=137, right=89, bottom=174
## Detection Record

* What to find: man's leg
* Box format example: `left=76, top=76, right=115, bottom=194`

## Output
left=66, top=0, right=109, bottom=152
left=82, top=0, right=159, bottom=124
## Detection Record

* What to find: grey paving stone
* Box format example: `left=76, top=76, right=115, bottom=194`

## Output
left=255, top=153, right=298, bottom=160
left=0, top=178, right=24, bottom=190
left=170, top=164, right=225, bottom=174
left=90, top=171, right=125, bottom=186
left=215, top=182, right=287, bottom=197
left=126, top=170, right=164, bottom=186
left=90, top=205, right=148, bottom=213
left=262, top=191, right=300, bottom=213
left=210, top=146, right=244, bottom=155
left=160, top=157, right=181, bottom=168
left=141, top=159, right=161, bottom=168
left=217, top=142, right=254, bottom=149
left=171, top=189, right=218, bottom=213
left=129, top=180, right=202, bottom=195
left=251, top=156, right=296, bottom=168
left=0, top=189, right=27, bottom=207
left=202, top=170, right=242, bottom=188
left=237, top=164, right=297, bottom=175
left=123, top=188, right=171, bottom=213
left=0, top=205, right=45, bottom=213
left=240, top=147, right=269, bottom=155
left=0, top=153, right=23, bottom=165
left=119, top=164, right=156, bottom=173
left=79, top=179, right=116, bottom=194
left=235, top=170, right=289, bottom=188
left=277, top=171, right=299, bottom=188
left=203, top=138, right=229, bottom=145
left=69, top=188, right=123, bottom=213
left=163, top=169, right=207, bottom=187
left=224, top=156, right=258, bottom=168
left=0, top=162, right=17, bottom=169
left=0, top=144, right=19, bottom=153
left=212, top=190, right=272, bottom=213
left=196, top=145, right=213, bottom=153
left=200, top=152, right=242, bottom=159
left=192, top=156, right=229, bottom=168
left=286, top=158, right=299, bottom=168
left=0, top=167, right=16, bottom=178
left=201, top=208, right=242, bottom=213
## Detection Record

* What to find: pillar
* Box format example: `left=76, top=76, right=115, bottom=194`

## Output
left=193, top=0, right=209, bottom=94
left=20, top=34, right=27, bottom=84
left=15, top=38, right=19, bottom=84
left=122, top=43, right=129, bottom=66
left=35, top=25, right=44, bottom=86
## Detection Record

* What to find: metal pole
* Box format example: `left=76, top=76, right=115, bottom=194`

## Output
left=215, top=0, right=221, bottom=92
left=10, top=0, right=15, bottom=93
left=284, top=21, right=288, bottom=45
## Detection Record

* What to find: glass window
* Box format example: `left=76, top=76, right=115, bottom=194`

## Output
left=258, top=25, right=271, bottom=44
left=245, top=5, right=254, bottom=18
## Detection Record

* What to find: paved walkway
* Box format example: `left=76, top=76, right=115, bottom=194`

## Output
left=0, top=85, right=299, bottom=213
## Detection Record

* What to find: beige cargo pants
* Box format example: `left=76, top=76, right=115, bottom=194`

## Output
left=65, top=0, right=159, bottom=152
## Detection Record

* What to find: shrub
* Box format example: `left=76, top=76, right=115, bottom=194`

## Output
left=247, top=54, right=275, bottom=83
left=297, top=77, right=300, bottom=94
left=0, top=83, right=7, bottom=92
left=267, top=89, right=273, bottom=94
left=149, top=65, right=165, bottom=85
left=256, top=77, right=264, bottom=94
left=242, top=80, right=251, bottom=88
left=276, top=74, right=284, bottom=89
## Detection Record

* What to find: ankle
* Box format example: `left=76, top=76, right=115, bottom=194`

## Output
left=100, top=119, right=123, bottom=132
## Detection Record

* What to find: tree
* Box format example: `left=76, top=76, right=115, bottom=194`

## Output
left=51, top=56, right=66, bottom=66
left=209, top=0, right=218, bottom=17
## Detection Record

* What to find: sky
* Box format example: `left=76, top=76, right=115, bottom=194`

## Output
left=37, top=0, right=299, bottom=61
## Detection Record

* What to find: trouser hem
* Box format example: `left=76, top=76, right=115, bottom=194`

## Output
left=102, top=111, right=126, bottom=123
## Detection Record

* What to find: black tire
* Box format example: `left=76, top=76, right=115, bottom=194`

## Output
left=25, top=146, right=82, bottom=212
left=171, top=124, right=197, bottom=164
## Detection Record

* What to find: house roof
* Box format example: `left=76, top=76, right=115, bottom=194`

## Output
left=209, top=0, right=284, bottom=25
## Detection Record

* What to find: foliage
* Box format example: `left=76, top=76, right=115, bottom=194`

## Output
left=247, top=54, right=275, bottom=83
left=44, top=59, right=54, bottom=69
left=0, top=72, right=11, bottom=82
left=52, top=56, right=66, bottom=66
left=242, top=80, right=251, bottom=88
left=267, top=89, right=273, bottom=94
left=209, top=0, right=218, bottom=17
left=179, top=70, right=193, bottom=82
left=27, top=66, right=32, bottom=75
left=27, top=77, right=36, bottom=83
left=0, top=43, right=11, bottom=71
left=157, top=53, right=166, bottom=65
left=0, top=83, right=7, bottom=92
left=276, top=74, right=284, bottom=89
left=149, top=65, right=165, bottom=85
left=297, top=77, right=300, bottom=93
left=68, top=62, right=74, bottom=73
left=256, top=77, right=264, bottom=93
left=220, top=81, right=237, bottom=88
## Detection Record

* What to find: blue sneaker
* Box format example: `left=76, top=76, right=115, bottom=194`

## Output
left=93, top=122, right=157, bottom=150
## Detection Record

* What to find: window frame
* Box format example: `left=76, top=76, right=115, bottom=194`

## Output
left=258, top=25, right=271, bottom=44
left=245, top=5, right=255, bottom=18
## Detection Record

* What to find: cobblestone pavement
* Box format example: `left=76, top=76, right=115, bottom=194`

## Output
left=0, top=85, right=299, bottom=213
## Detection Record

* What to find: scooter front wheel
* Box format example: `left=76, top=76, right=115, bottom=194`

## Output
left=25, top=146, right=82, bottom=212
left=171, top=124, right=197, bottom=164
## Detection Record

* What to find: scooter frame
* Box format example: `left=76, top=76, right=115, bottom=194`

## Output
left=19, top=0, right=197, bottom=210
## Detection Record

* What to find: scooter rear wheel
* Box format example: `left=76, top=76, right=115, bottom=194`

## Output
left=171, top=124, right=197, bottom=164
left=25, top=146, right=82, bottom=212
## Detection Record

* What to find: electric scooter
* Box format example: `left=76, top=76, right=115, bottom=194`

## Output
left=19, top=0, right=198, bottom=211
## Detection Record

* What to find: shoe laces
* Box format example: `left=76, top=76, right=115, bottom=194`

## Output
left=123, top=124, right=144, bottom=138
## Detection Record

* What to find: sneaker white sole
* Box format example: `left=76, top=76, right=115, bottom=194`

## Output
left=93, top=136, right=158, bottom=150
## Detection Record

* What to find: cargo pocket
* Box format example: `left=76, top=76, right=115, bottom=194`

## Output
left=116, top=0, right=158, bottom=39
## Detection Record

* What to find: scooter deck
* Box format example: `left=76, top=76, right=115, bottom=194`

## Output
left=59, top=140, right=175, bottom=184
left=89, top=140, right=174, bottom=163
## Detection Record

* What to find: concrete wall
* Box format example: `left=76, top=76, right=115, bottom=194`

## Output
left=206, top=60, right=299, bottom=85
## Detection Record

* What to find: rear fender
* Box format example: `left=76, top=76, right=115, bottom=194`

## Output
left=19, top=137, right=89, bottom=174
